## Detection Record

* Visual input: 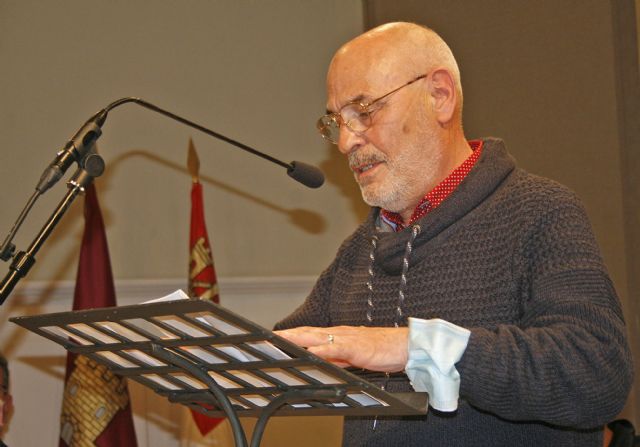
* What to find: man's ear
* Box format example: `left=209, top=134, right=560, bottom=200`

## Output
left=428, top=68, right=457, bottom=125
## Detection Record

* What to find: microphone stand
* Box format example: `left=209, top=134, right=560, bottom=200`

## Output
left=0, top=153, right=105, bottom=304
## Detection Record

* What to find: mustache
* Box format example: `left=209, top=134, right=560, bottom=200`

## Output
left=348, top=150, right=387, bottom=171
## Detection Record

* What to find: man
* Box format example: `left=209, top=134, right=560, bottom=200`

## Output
left=276, top=22, right=633, bottom=446
left=0, top=353, right=12, bottom=447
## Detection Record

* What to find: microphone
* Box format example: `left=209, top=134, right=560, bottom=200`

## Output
left=35, top=109, right=108, bottom=194
left=287, top=161, right=324, bottom=189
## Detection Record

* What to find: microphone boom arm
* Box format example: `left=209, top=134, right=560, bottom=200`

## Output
left=102, top=97, right=324, bottom=188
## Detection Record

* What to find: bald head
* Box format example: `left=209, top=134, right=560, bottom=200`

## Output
left=328, top=22, right=463, bottom=122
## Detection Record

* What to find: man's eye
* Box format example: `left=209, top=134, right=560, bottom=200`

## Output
left=357, top=109, right=369, bottom=119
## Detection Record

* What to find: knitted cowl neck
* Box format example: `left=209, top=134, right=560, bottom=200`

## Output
left=368, top=138, right=516, bottom=275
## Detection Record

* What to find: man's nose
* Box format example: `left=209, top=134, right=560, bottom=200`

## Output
left=337, top=125, right=365, bottom=155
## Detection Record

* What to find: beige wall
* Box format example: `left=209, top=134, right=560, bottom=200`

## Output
left=0, top=1, right=365, bottom=445
left=0, top=1, right=367, bottom=285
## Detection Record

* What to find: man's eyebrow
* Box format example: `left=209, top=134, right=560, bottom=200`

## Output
left=326, top=94, right=368, bottom=114
left=348, top=94, right=367, bottom=104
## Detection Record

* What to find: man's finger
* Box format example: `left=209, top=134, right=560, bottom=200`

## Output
left=275, top=327, right=334, bottom=347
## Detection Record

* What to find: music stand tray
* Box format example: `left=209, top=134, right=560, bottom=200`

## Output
left=11, top=297, right=428, bottom=446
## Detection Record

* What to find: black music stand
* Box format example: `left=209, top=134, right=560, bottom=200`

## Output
left=11, top=294, right=428, bottom=447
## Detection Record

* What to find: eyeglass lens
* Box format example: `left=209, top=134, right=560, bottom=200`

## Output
left=318, top=103, right=371, bottom=143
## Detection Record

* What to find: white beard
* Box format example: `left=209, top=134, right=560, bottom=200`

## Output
left=352, top=144, right=438, bottom=213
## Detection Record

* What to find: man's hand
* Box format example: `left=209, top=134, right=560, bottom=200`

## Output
left=275, top=326, right=409, bottom=373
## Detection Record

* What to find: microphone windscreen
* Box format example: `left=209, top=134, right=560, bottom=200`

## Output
left=287, top=161, right=325, bottom=188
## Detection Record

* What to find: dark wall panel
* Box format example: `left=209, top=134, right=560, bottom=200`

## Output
left=365, top=0, right=639, bottom=425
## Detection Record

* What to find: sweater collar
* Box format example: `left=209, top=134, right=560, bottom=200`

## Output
left=369, top=138, right=516, bottom=275
left=380, top=140, right=484, bottom=231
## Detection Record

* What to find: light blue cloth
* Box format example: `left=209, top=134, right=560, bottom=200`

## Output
left=405, top=317, right=471, bottom=412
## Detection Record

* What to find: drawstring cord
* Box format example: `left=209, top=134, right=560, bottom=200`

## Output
left=368, top=224, right=421, bottom=430
left=395, top=224, right=421, bottom=326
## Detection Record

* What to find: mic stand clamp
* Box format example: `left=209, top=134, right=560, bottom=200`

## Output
left=0, top=153, right=105, bottom=305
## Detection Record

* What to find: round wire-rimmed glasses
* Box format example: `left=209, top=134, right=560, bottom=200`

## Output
left=316, top=73, right=428, bottom=144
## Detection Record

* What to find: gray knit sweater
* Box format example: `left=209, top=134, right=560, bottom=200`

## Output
left=275, top=138, right=633, bottom=446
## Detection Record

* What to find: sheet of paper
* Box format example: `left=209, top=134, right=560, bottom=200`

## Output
left=246, top=341, right=291, bottom=360
left=346, top=392, right=388, bottom=407
left=297, top=366, right=343, bottom=385
left=96, top=322, right=149, bottom=342
left=179, top=346, right=226, bottom=364
left=123, top=349, right=166, bottom=367
left=214, top=345, right=260, bottom=362
left=96, top=351, right=138, bottom=368
left=172, top=374, right=206, bottom=390
left=154, top=316, right=209, bottom=338
left=208, top=372, right=242, bottom=389
left=122, top=318, right=178, bottom=340
left=193, top=313, right=247, bottom=335
left=41, top=326, right=93, bottom=346
left=228, top=370, right=272, bottom=388
left=241, top=395, right=270, bottom=407
left=143, top=374, right=181, bottom=390
left=262, top=368, right=306, bottom=386
left=67, top=323, right=119, bottom=344
left=142, top=289, right=190, bottom=304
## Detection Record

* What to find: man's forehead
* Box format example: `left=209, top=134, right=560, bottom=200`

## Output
left=325, top=35, right=415, bottom=111
left=325, top=57, right=398, bottom=111
left=325, top=75, right=371, bottom=111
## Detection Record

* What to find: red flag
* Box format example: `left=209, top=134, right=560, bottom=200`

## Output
left=188, top=174, right=224, bottom=436
left=189, top=181, right=220, bottom=304
left=59, top=184, right=138, bottom=447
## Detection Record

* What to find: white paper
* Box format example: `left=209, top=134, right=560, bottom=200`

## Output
left=143, top=374, right=181, bottom=390
left=96, top=351, right=137, bottom=368
left=41, top=326, right=93, bottom=346
left=214, top=345, right=260, bottom=362
left=228, top=370, right=272, bottom=388
left=297, top=366, right=343, bottom=385
left=290, top=403, right=312, bottom=408
left=95, top=322, right=149, bottom=342
left=208, top=372, right=242, bottom=389
left=142, top=289, right=190, bottom=303
left=122, top=318, right=178, bottom=340
left=172, top=374, right=206, bottom=390
left=229, top=398, right=249, bottom=409
left=154, top=316, right=209, bottom=338
left=241, top=395, right=270, bottom=407
left=246, top=341, right=291, bottom=360
left=262, top=368, right=306, bottom=386
left=347, top=392, right=388, bottom=407
left=122, top=349, right=166, bottom=367
left=193, top=313, right=247, bottom=335
left=67, top=323, right=119, bottom=344
left=179, top=346, right=226, bottom=364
